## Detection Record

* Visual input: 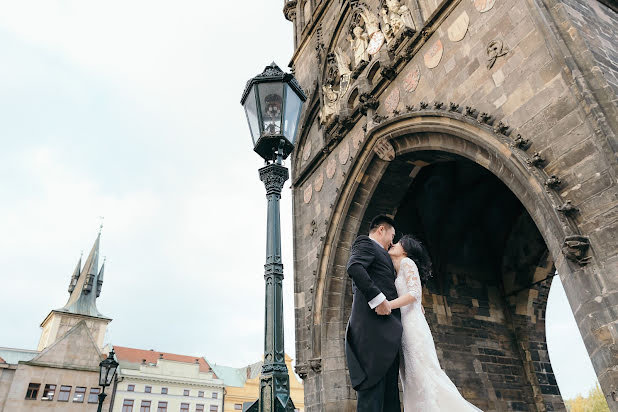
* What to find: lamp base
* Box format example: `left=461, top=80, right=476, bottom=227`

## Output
left=254, top=134, right=293, bottom=162
left=242, top=397, right=296, bottom=412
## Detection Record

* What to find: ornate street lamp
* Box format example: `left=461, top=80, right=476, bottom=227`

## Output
left=97, top=350, right=118, bottom=412
left=240, top=62, right=306, bottom=412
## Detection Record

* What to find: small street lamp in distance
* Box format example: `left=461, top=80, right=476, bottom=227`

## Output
left=97, top=349, right=119, bottom=412
left=240, top=62, right=306, bottom=412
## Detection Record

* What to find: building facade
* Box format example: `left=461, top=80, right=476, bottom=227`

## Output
left=210, top=354, right=304, bottom=412
left=283, top=0, right=618, bottom=410
left=0, top=233, right=113, bottom=411
left=111, top=346, right=224, bottom=412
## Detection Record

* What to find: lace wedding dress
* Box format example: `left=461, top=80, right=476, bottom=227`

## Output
left=395, top=257, right=483, bottom=412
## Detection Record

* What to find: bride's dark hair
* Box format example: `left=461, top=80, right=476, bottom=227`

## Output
left=399, top=234, right=433, bottom=282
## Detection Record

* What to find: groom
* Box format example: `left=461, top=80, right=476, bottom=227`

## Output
left=345, top=215, right=402, bottom=412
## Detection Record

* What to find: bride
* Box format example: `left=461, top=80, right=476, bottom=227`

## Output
left=387, top=235, right=483, bottom=412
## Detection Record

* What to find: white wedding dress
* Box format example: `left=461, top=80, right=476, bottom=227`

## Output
left=395, top=257, right=483, bottom=412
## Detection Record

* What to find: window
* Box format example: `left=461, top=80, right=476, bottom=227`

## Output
left=25, top=383, right=40, bottom=400
left=140, top=400, right=151, bottom=412
left=196, top=405, right=205, bottom=412
left=198, top=391, right=204, bottom=397
left=180, top=403, right=190, bottom=412
left=212, top=392, right=218, bottom=399
left=122, top=399, right=135, bottom=412
left=42, top=384, right=56, bottom=401
left=157, top=401, right=168, bottom=412
left=183, top=389, right=190, bottom=396
left=88, top=388, right=100, bottom=403
left=210, top=406, right=218, bottom=412
left=58, top=385, right=72, bottom=402
left=234, top=404, right=243, bottom=410
left=161, top=387, right=168, bottom=394
left=145, top=385, right=152, bottom=393
left=128, top=384, right=135, bottom=392
left=73, top=386, right=86, bottom=402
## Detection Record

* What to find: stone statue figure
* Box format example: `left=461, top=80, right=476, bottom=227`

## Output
left=381, top=0, right=415, bottom=40
left=334, top=47, right=352, bottom=77
left=348, top=26, right=369, bottom=69
left=320, top=84, right=339, bottom=125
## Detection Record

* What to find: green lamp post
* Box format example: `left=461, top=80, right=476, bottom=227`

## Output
left=240, top=62, right=306, bottom=412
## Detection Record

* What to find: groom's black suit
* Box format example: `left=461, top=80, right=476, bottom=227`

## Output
left=345, top=235, right=402, bottom=411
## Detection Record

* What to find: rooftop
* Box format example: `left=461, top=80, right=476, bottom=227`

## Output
left=113, top=346, right=215, bottom=375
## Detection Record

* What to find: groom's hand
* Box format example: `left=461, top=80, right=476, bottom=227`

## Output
left=375, top=300, right=391, bottom=316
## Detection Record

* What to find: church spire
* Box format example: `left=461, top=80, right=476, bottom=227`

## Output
left=57, top=232, right=107, bottom=318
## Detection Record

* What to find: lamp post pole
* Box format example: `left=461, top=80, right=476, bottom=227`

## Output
left=257, top=146, right=293, bottom=412
left=96, top=386, right=107, bottom=412
left=240, top=62, right=305, bottom=412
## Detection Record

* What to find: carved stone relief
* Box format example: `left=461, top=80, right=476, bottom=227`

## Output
left=403, top=65, right=421, bottom=92
left=304, top=184, right=313, bottom=203
left=326, top=157, right=337, bottom=178
left=473, top=0, right=497, bottom=13
left=424, top=39, right=444, bottom=68
left=302, top=140, right=312, bottom=161
left=487, top=39, right=508, bottom=69
left=314, top=172, right=324, bottom=192
left=351, top=127, right=365, bottom=150
left=339, top=142, right=350, bottom=164
left=384, top=88, right=400, bottom=113
left=374, top=137, right=396, bottom=161
left=448, top=12, right=469, bottom=42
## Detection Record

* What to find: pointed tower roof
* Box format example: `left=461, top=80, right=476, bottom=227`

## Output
left=56, top=233, right=108, bottom=319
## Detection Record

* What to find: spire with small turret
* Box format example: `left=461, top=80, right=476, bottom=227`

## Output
left=38, top=229, right=112, bottom=352
left=57, top=231, right=107, bottom=318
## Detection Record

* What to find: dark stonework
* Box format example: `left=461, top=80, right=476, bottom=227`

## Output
left=284, top=0, right=618, bottom=410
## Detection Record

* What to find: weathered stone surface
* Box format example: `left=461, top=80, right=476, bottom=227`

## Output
left=286, top=0, right=618, bottom=410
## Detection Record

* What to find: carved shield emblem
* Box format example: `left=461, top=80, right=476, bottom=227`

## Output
left=314, top=172, right=324, bottom=192
left=384, top=88, right=400, bottom=113
left=424, top=40, right=443, bottom=68
left=403, top=65, right=421, bottom=92
left=448, top=12, right=469, bottom=42
left=304, top=184, right=313, bottom=203
left=351, top=128, right=365, bottom=150
left=302, top=140, right=312, bottom=161
left=374, top=137, right=395, bottom=161
left=367, top=31, right=385, bottom=55
left=339, top=142, right=350, bottom=165
left=326, top=157, right=337, bottom=178
left=473, top=0, right=496, bottom=13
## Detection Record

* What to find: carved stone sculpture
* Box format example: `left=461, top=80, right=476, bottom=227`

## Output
left=319, top=84, right=339, bottom=125
left=349, top=26, right=369, bottom=69
left=562, top=235, right=592, bottom=265
left=381, top=0, right=415, bottom=39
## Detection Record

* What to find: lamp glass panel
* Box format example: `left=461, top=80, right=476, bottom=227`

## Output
left=99, top=365, right=108, bottom=386
left=257, top=82, right=284, bottom=135
left=106, top=364, right=118, bottom=385
left=283, top=84, right=303, bottom=145
left=243, top=86, right=260, bottom=144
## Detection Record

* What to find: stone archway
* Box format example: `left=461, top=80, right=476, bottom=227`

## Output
left=306, top=114, right=585, bottom=412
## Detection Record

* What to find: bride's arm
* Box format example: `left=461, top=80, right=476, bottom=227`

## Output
left=389, top=293, right=415, bottom=309
left=389, top=258, right=422, bottom=309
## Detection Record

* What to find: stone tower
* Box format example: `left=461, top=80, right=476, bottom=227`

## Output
left=283, top=0, right=617, bottom=411
left=38, top=232, right=111, bottom=351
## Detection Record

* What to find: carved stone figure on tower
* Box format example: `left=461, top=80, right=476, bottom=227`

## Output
left=348, top=26, right=369, bottom=69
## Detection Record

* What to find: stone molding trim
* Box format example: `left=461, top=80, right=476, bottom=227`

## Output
left=308, top=112, right=594, bottom=361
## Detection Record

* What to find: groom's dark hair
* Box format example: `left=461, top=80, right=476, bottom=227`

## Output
left=369, top=214, right=396, bottom=233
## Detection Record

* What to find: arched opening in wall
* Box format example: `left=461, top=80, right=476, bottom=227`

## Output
left=546, top=273, right=606, bottom=404
left=349, top=150, right=566, bottom=411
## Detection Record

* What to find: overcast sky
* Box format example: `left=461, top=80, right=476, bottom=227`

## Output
left=0, top=0, right=599, bottom=400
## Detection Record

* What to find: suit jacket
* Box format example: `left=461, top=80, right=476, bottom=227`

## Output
left=345, top=235, right=403, bottom=390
